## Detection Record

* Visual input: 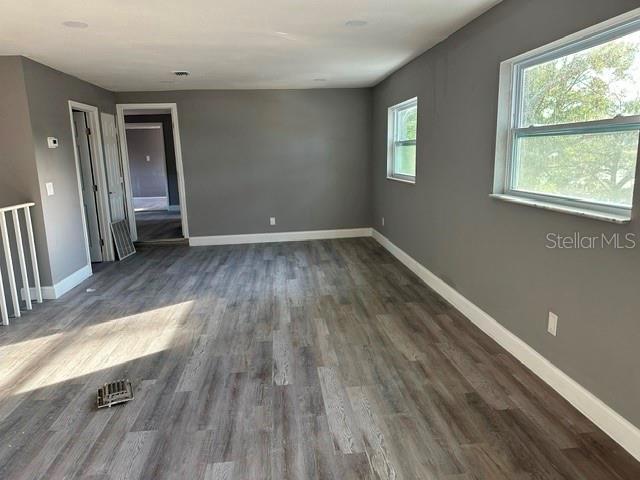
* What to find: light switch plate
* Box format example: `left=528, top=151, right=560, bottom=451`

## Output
left=548, top=311, right=558, bottom=336
left=47, top=137, right=59, bottom=148
left=45, top=182, right=55, bottom=196
left=270, top=217, right=276, bottom=226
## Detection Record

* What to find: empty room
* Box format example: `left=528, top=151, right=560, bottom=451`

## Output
left=1, top=1, right=640, bottom=479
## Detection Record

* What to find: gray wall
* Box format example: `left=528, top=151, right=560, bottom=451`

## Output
left=126, top=127, right=168, bottom=198
left=116, top=89, right=372, bottom=236
left=371, top=0, right=640, bottom=427
left=0, top=56, right=51, bottom=287
left=21, top=57, right=116, bottom=284
left=0, top=57, right=39, bottom=207
left=125, top=114, right=180, bottom=206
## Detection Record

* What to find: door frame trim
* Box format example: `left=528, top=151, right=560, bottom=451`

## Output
left=116, top=103, right=189, bottom=241
left=68, top=100, right=115, bottom=266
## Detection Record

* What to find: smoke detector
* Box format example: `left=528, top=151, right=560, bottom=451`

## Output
left=172, top=70, right=190, bottom=77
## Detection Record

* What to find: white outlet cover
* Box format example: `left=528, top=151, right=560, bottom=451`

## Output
left=45, top=182, right=55, bottom=196
left=270, top=217, right=276, bottom=226
left=548, top=311, right=558, bottom=336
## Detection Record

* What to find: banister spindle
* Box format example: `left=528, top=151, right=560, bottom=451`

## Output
left=24, top=206, right=42, bottom=303
left=0, top=211, right=20, bottom=318
left=0, top=259, right=7, bottom=325
left=12, top=209, right=32, bottom=310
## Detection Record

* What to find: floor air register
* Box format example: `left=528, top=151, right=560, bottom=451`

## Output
left=97, top=380, right=134, bottom=408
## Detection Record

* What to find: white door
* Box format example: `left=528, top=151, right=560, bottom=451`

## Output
left=101, top=113, right=127, bottom=222
left=73, top=111, right=103, bottom=262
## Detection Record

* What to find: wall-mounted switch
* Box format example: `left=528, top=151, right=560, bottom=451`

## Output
left=270, top=217, right=276, bottom=226
left=45, top=182, right=55, bottom=196
left=548, top=311, right=558, bottom=336
left=381, top=217, right=385, bottom=227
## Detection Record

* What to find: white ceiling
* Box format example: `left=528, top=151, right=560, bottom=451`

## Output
left=0, top=0, right=501, bottom=91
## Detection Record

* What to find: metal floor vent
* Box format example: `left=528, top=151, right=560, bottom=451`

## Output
left=97, top=379, right=134, bottom=409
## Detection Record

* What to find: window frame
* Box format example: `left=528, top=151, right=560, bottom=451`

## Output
left=493, top=9, right=640, bottom=223
left=387, top=97, right=418, bottom=184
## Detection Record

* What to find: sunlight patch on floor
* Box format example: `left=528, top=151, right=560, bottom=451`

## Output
left=1, top=300, right=194, bottom=395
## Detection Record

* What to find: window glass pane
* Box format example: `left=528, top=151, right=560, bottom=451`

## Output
left=521, top=30, right=640, bottom=127
left=394, top=144, right=416, bottom=177
left=513, top=130, right=639, bottom=206
left=396, top=106, right=417, bottom=141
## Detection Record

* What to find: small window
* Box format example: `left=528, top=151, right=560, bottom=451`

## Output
left=387, top=97, right=417, bottom=183
left=494, top=14, right=640, bottom=221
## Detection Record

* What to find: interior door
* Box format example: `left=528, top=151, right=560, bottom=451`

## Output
left=73, top=111, right=103, bottom=262
left=101, top=113, right=127, bottom=222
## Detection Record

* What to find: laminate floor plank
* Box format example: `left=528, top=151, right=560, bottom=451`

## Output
left=135, top=210, right=182, bottom=242
left=0, top=238, right=637, bottom=479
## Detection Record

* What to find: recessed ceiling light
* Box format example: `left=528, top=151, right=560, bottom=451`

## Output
left=172, top=70, right=190, bottom=77
left=345, top=20, right=368, bottom=27
left=62, top=20, right=88, bottom=28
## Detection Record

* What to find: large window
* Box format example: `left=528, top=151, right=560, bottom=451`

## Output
left=494, top=14, right=640, bottom=222
left=387, top=97, right=417, bottom=183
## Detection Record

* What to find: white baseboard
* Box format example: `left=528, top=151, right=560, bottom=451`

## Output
left=189, top=228, right=373, bottom=247
left=21, top=264, right=92, bottom=300
left=371, top=229, right=640, bottom=461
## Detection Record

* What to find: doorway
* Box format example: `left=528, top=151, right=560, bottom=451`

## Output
left=116, top=104, right=189, bottom=243
left=69, top=101, right=114, bottom=266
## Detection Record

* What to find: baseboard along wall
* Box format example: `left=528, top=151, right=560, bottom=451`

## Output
left=188, top=228, right=372, bottom=246
left=370, top=229, right=640, bottom=462
left=21, top=264, right=92, bottom=300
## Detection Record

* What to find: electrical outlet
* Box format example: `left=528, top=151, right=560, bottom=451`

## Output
left=270, top=217, right=276, bottom=226
left=381, top=217, right=385, bottom=227
left=547, top=311, right=558, bottom=336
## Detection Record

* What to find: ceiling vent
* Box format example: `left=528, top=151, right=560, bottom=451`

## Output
left=172, top=70, right=190, bottom=77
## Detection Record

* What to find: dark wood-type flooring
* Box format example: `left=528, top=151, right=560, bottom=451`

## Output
left=135, top=210, right=182, bottom=242
left=1, top=238, right=638, bottom=479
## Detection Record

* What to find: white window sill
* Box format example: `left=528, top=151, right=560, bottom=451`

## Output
left=490, top=194, right=631, bottom=224
left=386, top=176, right=415, bottom=185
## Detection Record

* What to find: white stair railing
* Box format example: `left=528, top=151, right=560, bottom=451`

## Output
left=0, top=202, right=42, bottom=325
